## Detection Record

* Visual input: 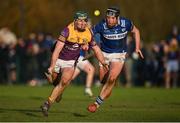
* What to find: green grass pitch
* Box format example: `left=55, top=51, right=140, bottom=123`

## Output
left=0, top=85, right=180, bottom=122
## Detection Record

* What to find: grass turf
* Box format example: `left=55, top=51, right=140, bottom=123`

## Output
left=0, top=85, right=180, bottom=122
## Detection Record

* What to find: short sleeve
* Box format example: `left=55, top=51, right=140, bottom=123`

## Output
left=57, top=27, right=69, bottom=42
left=126, top=19, right=134, bottom=32
left=60, top=27, right=69, bottom=38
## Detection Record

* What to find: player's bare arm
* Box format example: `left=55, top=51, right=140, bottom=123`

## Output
left=131, top=25, right=144, bottom=59
left=92, top=45, right=109, bottom=70
left=48, top=36, right=65, bottom=73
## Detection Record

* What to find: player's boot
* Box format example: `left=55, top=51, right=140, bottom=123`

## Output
left=55, top=94, right=63, bottom=103
left=44, top=72, right=53, bottom=84
left=85, top=88, right=93, bottom=97
left=87, top=103, right=99, bottom=113
left=40, top=101, right=50, bottom=117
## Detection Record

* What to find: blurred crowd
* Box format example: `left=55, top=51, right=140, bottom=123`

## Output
left=0, top=27, right=54, bottom=86
left=122, top=25, right=180, bottom=88
left=0, top=25, right=180, bottom=88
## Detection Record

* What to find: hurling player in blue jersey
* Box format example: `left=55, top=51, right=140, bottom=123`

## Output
left=87, top=7, right=144, bottom=112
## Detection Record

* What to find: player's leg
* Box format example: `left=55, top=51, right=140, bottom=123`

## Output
left=49, top=67, right=74, bottom=101
left=53, top=73, right=63, bottom=102
left=72, top=67, right=81, bottom=80
left=81, top=61, right=95, bottom=97
left=165, top=71, right=171, bottom=89
left=99, top=52, right=109, bottom=84
left=99, top=65, right=109, bottom=84
left=45, top=60, right=63, bottom=102
left=99, top=61, right=124, bottom=99
left=88, top=61, right=124, bottom=112
left=165, top=61, right=171, bottom=89
left=172, top=60, right=178, bottom=88
left=40, top=67, right=75, bottom=116
left=45, top=70, right=63, bottom=103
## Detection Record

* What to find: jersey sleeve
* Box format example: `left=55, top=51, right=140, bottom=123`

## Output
left=125, top=19, right=134, bottom=32
left=57, top=27, right=69, bottom=42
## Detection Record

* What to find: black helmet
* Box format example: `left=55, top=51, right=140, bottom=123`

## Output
left=74, top=11, right=88, bottom=21
left=106, top=7, right=120, bottom=17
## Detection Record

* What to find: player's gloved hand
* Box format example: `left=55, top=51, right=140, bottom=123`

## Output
left=135, top=49, right=144, bottom=59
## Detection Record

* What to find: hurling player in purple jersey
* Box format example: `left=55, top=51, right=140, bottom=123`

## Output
left=40, top=11, right=108, bottom=117
left=87, top=7, right=144, bottom=113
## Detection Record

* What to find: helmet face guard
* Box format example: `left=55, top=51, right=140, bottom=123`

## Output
left=106, top=7, right=120, bottom=17
left=74, top=11, right=88, bottom=22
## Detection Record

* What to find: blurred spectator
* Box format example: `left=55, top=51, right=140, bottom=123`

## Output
left=36, top=33, right=52, bottom=81
left=44, top=33, right=55, bottom=49
left=164, top=38, right=179, bottom=89
left=25, top=33, right=40, bottom=86
left=145, top=41, right=166, bottom=87
left=132, top=42, right=146, bottom=86
left=144, top=43, right=156, bottom=87
left=7, top=42, right=17, bottom=84
left=0, top=41, right=9, bottom=83
left=0, top=27, right=17, bottom=46
left=167, top=25, right=180, bottom=45
left=0, top=27, right=17, bottom=84
left=16, top=38, right=28, bottom=83
left=124, top=36, right=135, bottom=87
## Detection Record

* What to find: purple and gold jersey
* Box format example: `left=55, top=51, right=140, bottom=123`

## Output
left=92, top=17, right=133, bottom=53
left=58, top=22, right=96, bottom=60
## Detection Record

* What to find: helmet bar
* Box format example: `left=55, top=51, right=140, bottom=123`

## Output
left=106, top=7, right=120, bottom=17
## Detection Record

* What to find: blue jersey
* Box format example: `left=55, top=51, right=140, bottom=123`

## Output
left=92, top=17, right=133, bottom=53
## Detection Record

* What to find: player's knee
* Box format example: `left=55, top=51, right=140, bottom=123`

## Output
left=87, top=66, right=95, bottom=74
left=108, top=75, right=116, bottom=84
left=60, top=79, right=70, bottom=87
left=90, top=66, right=95, bottom=74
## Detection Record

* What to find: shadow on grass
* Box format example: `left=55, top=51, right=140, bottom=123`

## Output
left=0, top=108, right=88, bottom=118
left=73, top=112, right=87, bottom=117
left=0, top=108, right=41, bottom=117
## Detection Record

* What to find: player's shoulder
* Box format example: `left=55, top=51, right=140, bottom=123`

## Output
left=120, top=17, right=132, bottom=23
left=60, top=23, right=71, bottom=38
left=67, top=22, right=74, bottom=29
left=119, top=17, right=133, bottom=27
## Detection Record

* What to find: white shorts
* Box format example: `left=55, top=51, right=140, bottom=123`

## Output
left=54, top=59, right=76, bottom=73
left=99, top=52, right=127, bottom=67
left=166, top=60, right=179, bottom=72
left=76, top=56, right=90, bottom=70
